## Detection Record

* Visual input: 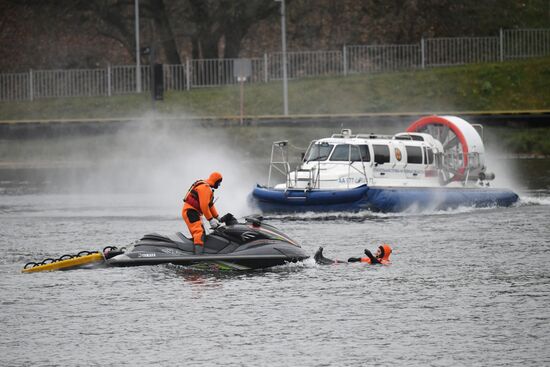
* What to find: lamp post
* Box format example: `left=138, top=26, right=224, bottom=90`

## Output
left=275, top=0, right=288, bottom=116
left=135, top=0, right=141, bottom=93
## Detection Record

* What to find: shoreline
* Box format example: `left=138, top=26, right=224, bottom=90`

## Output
left=0, top=109, right=549, bottom=127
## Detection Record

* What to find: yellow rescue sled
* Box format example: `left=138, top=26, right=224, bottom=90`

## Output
left=22, top=250, right=106, bottom=273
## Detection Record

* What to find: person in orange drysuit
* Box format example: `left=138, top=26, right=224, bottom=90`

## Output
left=347, top=244, right=392, bottom=264
left=182, top=172, right=223, bottom=255
left=314, top=244, right=392, bottom=265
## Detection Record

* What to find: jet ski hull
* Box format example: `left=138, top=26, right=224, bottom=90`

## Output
left=106, top=216, right=308, bottom=270
left=107, top=253, right=302, bottom=270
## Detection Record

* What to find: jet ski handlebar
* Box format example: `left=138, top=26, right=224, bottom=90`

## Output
left=244, top=215, right=264, bottom=227
left=219, top=213, right=264, bottom=227
left=219, top=213, right=238, bottom=225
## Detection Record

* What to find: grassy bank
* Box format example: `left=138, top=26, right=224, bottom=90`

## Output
left=0, top=57, right=549, bottom=121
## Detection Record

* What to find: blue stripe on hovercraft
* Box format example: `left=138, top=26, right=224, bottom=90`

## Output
left=251, top=184, right=519, bottom=213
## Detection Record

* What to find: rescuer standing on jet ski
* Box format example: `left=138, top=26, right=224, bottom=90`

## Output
left=182, top=172, right=223, bottom=255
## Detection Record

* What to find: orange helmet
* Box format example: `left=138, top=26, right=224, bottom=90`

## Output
left=378, top=244, right=392, bottom=261
left=206, top=172, right=223, bottom=189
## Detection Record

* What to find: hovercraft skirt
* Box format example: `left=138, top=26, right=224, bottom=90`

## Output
left=252, top=185, right=518, bottom=213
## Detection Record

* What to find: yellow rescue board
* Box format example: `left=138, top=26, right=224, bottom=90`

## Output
left=22, top=252, right=105, bottom=273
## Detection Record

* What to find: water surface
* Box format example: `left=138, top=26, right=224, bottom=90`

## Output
left=1, top=122, right=549, bottom=366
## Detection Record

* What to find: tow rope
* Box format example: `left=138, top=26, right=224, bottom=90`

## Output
left=21, top=246, right=121, bottom=273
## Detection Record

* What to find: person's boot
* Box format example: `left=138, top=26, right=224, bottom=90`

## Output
left=314, top=246, right=342, bottom=265
left=194, top=244, right=203, bottom=255
left=313, top=247, right=324, bottom=263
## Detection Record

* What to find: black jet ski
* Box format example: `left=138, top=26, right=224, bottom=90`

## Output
left=104, top=213, right=308, bottom=270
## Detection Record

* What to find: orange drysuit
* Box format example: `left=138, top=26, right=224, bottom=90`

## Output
left=314, top=244, right=393, bottom=266
left=358, top=244, right=392, bottom=264
left=182, top=172, right=222, bottom=247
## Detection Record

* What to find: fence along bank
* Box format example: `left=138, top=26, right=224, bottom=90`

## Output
left=1, top=28, right=549, bottom=101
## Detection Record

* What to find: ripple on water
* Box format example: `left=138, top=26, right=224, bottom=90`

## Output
left=1, top=193, right=550, bottom=366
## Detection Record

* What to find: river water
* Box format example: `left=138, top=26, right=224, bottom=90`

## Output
left=1, top=121, right=549, bottom=366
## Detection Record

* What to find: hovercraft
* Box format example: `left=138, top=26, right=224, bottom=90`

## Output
left=251, top=115, right=519, bottom=213
left=22, top=214, right=308, bottom=273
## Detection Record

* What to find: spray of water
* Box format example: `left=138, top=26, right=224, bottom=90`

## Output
left=482, top=129, right=524, bottom=195
left=8, top=113, right=545, bottom=221
left=59, top=115, right=261, bottom=217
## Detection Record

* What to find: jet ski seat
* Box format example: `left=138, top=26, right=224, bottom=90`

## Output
left=138, top=232, right=239, bottom=254
left=139, top=233, right=194, bottom=252
left=173, top=232, right=234, bottom=254
left=175, top=231, right=239, bottom=254
left=203, top=234, right=239, bottom=254
left=175, top=232, right=193, bottom=244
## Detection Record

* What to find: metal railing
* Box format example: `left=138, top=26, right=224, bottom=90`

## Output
left=269, top=51, right=344, bottom=80
left=504, top=28, right=550, bottom=59
left=347, top=44, right=421, bottom=73
left=424, top=37, right=500, bottom=67
left=1, top=28, right=549, bottom=102
left=0, top=72, right=29, bottom=101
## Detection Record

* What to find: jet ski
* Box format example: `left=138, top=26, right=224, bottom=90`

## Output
left=104, top=213, right=308, bottom=271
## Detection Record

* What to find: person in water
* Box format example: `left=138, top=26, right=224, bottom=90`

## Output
left=182, top=172, right=223, bottom=255
left=314, top=244, right=392, bottom=265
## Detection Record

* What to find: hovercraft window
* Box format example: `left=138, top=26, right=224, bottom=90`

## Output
left=330, top=144, right=352, bottom=161
left=357, top=145, right=371, bottom=162
left=330, top=144, right=371, bottom=162
left=373, top=145, right=390, bottom=164
left=305, top=143, right=334, bottom=161
left=426, top=147, right=434, bottom=164
left=406, top=145, right=423, bottom=164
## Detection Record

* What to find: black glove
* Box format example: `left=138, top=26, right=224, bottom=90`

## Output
left=363, top=249, right=380, bottom=264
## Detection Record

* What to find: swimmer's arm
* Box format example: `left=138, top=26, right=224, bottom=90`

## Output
left=363, top=249, right=380, bottom=264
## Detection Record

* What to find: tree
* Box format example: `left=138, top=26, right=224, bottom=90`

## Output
left=358, top=0, right=550, bottom=43
left=67, top=0, right=181, bottom=64
left=172, top=0, right=282, bottom=59
left=60, top=0, right=283, bottom=63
